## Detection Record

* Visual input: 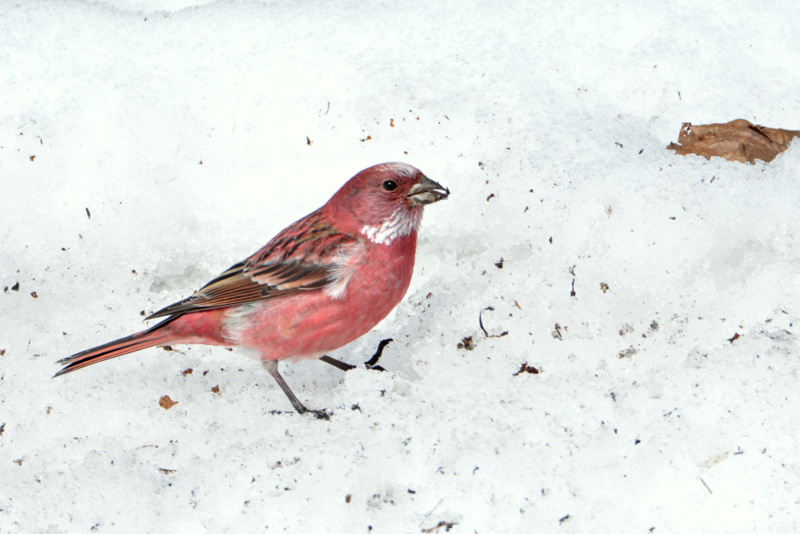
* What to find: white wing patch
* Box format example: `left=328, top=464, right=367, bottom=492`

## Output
left=361, top=207, right=422, bottom=245
left=324, top=241, right=366, bottom=300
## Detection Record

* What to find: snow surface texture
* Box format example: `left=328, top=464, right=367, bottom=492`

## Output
left=2, top=0, right=799, bottom=532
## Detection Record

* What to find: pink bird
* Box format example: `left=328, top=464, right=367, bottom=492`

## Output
left=56, top=162, right=449, bottom=417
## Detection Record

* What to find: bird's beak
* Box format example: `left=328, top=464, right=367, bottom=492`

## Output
left=407, top=176, right=450, bottom=207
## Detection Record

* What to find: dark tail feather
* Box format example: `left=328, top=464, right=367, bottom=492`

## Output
left=55, top=317, right=178, bottom=377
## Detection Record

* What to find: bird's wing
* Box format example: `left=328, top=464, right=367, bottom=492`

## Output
left=147, top=210, right=362, bottom=319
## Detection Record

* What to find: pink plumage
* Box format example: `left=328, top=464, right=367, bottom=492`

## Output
left=56, top=162, right=449, bottom=416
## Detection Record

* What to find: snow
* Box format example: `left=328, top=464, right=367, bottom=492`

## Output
left=2, top=0, right=800, bottom=532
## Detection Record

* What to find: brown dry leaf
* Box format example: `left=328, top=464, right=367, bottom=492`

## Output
left=667, top=119, right=800, bottom=163
left=159, top=395, right=178, bottom=410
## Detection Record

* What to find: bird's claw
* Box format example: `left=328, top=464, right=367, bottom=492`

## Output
left=308, top=409, right=331, bottom=420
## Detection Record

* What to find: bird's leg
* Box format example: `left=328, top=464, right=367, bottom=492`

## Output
left=318, top=355, right=356, bottom=371
left=261, top=360, right=329, bottom=419
left=318, top=338, right=393, bottom=372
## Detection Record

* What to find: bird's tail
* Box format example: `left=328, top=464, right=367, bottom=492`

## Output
left=55, top=317, right=177, bottom=377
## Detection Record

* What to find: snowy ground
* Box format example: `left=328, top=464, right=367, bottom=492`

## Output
left=2, top=0, right=800, bottom=532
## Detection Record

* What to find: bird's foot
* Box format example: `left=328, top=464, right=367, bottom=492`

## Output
left=363, top=338, right=393, bottom=371
left=319, top=338, right=393, bottom=372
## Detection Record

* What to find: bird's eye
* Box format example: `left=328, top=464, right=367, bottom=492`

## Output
left=382, top=180, right=398, bottom=191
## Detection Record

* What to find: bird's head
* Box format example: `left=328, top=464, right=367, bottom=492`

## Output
left=328, top=163, right=449, bottom=245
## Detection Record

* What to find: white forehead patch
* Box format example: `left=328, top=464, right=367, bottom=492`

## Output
left=384, top=162, right=419, bottom=177
left=361, top=207, right=423, bottom=245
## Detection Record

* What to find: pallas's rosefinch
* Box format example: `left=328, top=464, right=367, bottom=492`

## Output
left=56, top=163, right=449, bottom=416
